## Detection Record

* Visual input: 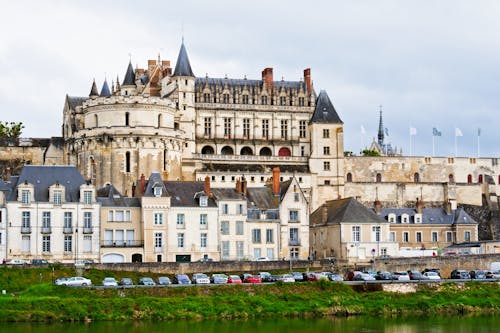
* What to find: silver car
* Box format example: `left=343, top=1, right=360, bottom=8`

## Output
left=58, top=276, right=92, bottom=286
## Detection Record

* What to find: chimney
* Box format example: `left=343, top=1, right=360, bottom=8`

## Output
left=304, top=68, right=311, bottom=94
left=236, top=178, right=242, bottom=194
left=140, top=174, right=146, bottom=194
left=204, top=176, right=211, bottom=197
left=416, top=197, right=423, bottom=214
left=322, top=205, right=328, bottom=223
left=262, top=68, right=273, bottom=91
left=374, top=199, right=382, bottom=214
left=242, top=176, right=248, bottom=196
left=148, top=60, right=156, bottom=73
left=272, top=167, right=280, bottom=196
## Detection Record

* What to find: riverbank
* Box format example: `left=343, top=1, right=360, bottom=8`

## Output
left=0, top=280, right=499, bottom=322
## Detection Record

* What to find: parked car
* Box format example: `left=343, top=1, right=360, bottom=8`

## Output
left=6, top=259, right=28, bottom=265
left=54, top=277, right=68, bottom=285
left=485, top=271, right=500, bottom=279
left=375, top=271, right=392, bottom=280
left=192, top=273, right=210, bottom=284
left=303, top=272, right=321, bottom=282
left=173, top=274, right=192, bottom=285
left=198, top=257, right=213, bottom=262
left=259, top=272, right=277, bottom=282
left=346, top=271, right=363, bottom=281
left=422, top=271, right=441, bottom=280
left=392, top=272, right=410, bottom=281
left=407, top=270, right=425, bottom=280
left=469, top=270, right=486, bottom=279
left=423, top=268, right=441, bottom=277
left=102, top=277, right=118, bottom=287
left=227, top=275, right=242, bottom=284
left=31, top=259, right=49, bottom=265
left=353, top=272, right=376, bottom=281
left=276, top=274, right=295, bottom=283
left=450, top=269, right=470, bottom=279
left=211, top=274, right=228, bottom=284
left=119, top=277, right=133, bottom=286
left=158, top=276, right=172, bottom=285
left=292, top=272, right=305, bottom=282
left=241, top=273, right=262, bottom=283
left=59, top=276, right=92, bottom=286
left=326, top=273, right=344, bottom=282
left=138, top=277, right=156, bottom=286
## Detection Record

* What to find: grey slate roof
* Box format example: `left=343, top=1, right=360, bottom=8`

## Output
left=310, top=90, right=342, bottom=124
left=195, top=77, right=307, bottom=91
left=7, top=165, right=86, bottom=202
left=173, top=42, right=194, bottom=77
left=89, top=79, right=99, bottom=96
left=378, top=207, right=477, bottom=225
left=246, top=187, right=279, bottom=210
left=311, top=197, right=385, bottom=226
left=211, top=188, right=246, bottom=201
left=142, top=172, right=168, bottom=197
left=96, top=183, right=140, bottom=207
left=100, top=80, right=111, bottom=97
left=67, top=96, right=87, bottom=109
left=163, top=181, right=216, bottom=207
left=122, top=62, right=136, bottom=86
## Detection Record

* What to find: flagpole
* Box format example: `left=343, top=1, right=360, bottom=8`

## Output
left=477, top=133, right=480, bottom=158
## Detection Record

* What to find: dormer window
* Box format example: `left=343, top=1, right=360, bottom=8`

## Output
left=414, top=214, right=422, bottom=224
left=83, top=191, right=92, bottom=205
left=402, top=214, right=409, bottom=224
left=388, top=214, right=396, bottom=223
left=21, top=190, right=31, bottom=204
left=53, top=191, right=62, bottom=205
left=153, top=187, right=162, bottom=197
left=199, top=195, right=208, bottom=207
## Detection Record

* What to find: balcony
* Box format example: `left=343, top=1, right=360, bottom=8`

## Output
left=41, top=227, right=52, bottom=234
left=192, top=153, right=308, bottom=164
left=289, top=239, right=301, bottom=246
left=63, top=227, right=73, bottom=234
left=101, top=240, right=144, bottom=248
left=83, top=227, right=93, bottom=234
left=21, top=227, right=31, bottom=234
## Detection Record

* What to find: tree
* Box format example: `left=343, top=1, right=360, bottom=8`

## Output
left=361, top=149, right=381, bottom=156
left=0, top=121, right=24, bottom=139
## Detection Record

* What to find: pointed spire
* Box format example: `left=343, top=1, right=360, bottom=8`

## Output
left=378, top=105, right=384, bottom=147
left=173, top=41, right=194, bottom=77
left=100, top=79, right=111, bottom=97
left=122, top=61, right=136, bottom=86
left=116, top=75, right=121, bottom=91
left=310, top=90, right=343, bottom=124
left=89, top=79, right=99, bottom=97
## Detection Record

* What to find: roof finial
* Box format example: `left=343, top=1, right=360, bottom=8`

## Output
left=181, top=22, right=184, bottom=44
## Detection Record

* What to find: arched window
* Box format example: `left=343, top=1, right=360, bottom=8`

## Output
left=125, top=151, right=131, bottom=172
left=201, top=146, right=214, bottom=155
left=448, top=174, right=454, bottom=183
left=376, top=173, right=382, bottom=183
left=278, top=147, right=291, bottom=156
left=157, top=114, right=162, bottom=128
left=467, top=174, right=472, bottom=184
left=221, top=146, right=234, bottom=155
left=125, top=112, right=130, bottom=126
left=346, top=173, right=352, bottom=183
left=478, top=175, right=483, bottom=183
left=414, top=173, right=420, bottom=183
left=94, top=115, right=98, bottom=127
left=240, top=147, right=253, bottom=155
left=259, top=147, right=272, bottom=156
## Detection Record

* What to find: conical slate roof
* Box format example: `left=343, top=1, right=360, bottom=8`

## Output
left=310, top=90, right=343, bottom=124
left=100, top=79, right=111, bottom=97
left=173, top=42, right=194, bottom=77
left=122, top=62, right=136, bottom=86
left=89, top=79, right=99, bottom=96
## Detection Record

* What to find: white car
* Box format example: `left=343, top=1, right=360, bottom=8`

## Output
left=58, top=276, right=92, bottom=286
left=192, top=273, right=210, bottom=284
left=6, top=259, right=28, bottom=265
left=277, top=274, right=296, bottom=283
left=423, top=271, right=441, bottom=280
left=102, top=277, right=118, bottom=286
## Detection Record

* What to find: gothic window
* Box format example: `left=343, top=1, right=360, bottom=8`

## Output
left=299, top=120, right=306, bottom=138
left=203, top=93, right=210, bottom=103
left=223, top=93, right=230, bottom=103
left=204, top=117, right=212, bottom=137
left=298, top=97, right=305, bottom=106
left=243, top=118, right=250, bottom=139
left=223, top=118, right=232, bottom=138
left=376, top=173, right=382, bottom=183
left=262, top=119, right=269, bottom=139
left=261, top=95, right=267, bottom=105
left=279, top=96, right=286, bottom=106
left=242, top=95, right=249, bottom=104
left=346, top=173, right=352, bottom=183
left=280, top=120, right=288, bottom=139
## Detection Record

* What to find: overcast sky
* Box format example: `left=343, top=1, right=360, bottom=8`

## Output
left=0, top=0, right=498, bottom=157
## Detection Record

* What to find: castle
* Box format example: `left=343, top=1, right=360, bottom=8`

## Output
left=1, top=42, right=498, bottom=235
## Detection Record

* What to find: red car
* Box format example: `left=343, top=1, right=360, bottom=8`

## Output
left=241, top=273, right=262, bottom=283
left=227, top=275, right=242, bottom=284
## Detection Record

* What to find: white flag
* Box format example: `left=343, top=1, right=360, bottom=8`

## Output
left=410, top=127, right=417, bottom=136
left=455, top=128, right=463, bottom=137
left=361, top=125, right=366, bottom=134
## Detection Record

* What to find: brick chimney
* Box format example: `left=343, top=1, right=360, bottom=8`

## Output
left=204, top=176, right=211, bottom=197
left=304, top=68, right=311, bottom=94
left=416, top=197, right=423, bottom=214
left=374, top=199, right=382, bottom=214
left=322, top=205, right=328, bottom=223
left=262, top=68, right=273, bottom=91
left=140, top=174, right=146, bottom=194
left=236, top=178, right=242, bottom=194
left=272, top=167, right=280, bottom=196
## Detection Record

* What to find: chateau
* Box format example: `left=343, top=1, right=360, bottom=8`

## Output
left=0, top=41, right=498, bottom=263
